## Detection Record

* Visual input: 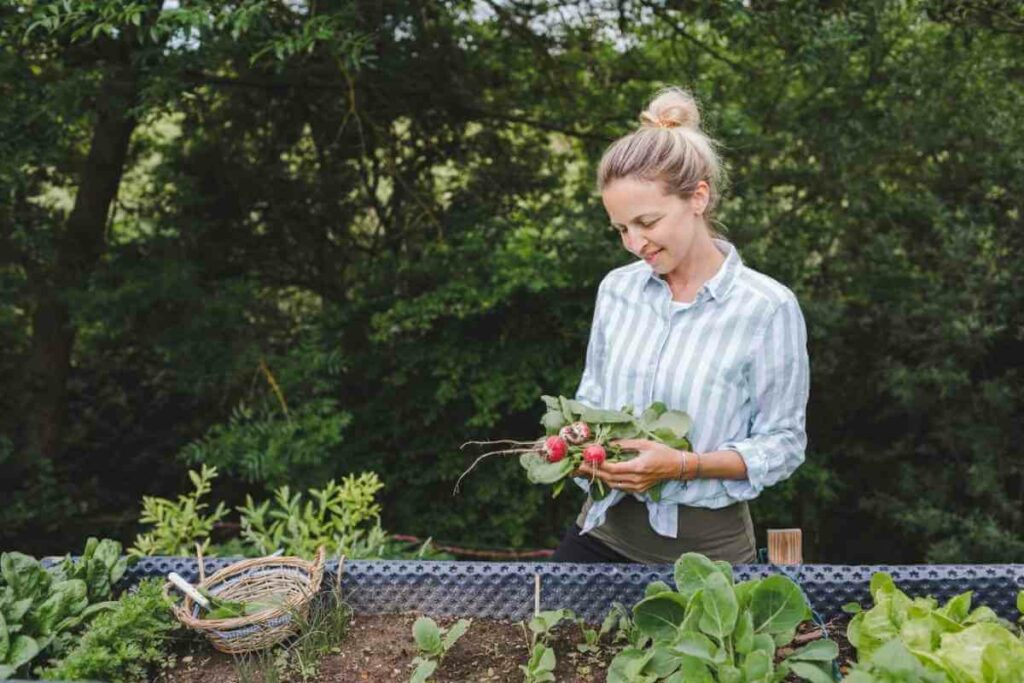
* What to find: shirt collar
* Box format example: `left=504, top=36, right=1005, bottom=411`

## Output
left=644, top=238, right=742, bottom=302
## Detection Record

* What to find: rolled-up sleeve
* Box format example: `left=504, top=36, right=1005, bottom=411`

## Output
left=719, top=295, right=810, bottom=501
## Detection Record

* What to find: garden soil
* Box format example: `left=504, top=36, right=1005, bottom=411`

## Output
left=159, top=613, right=853, bottom=682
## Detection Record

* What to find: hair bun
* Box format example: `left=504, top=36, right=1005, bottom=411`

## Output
left=639, top=87, right=701, bottom=131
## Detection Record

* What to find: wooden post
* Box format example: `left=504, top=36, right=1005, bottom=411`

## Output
left=767, top=528, right=803, bottom=565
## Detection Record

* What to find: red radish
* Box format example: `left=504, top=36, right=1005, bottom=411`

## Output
left=583, top=444, right=606, bottom=466
left=544, top=436, right=568, bottom=462
left=559, top=421, right=592, bottom=445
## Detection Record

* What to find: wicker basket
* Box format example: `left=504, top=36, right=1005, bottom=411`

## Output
left=164, top=546, right=326, bottom=654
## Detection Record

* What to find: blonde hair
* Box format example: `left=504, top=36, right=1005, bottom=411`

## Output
left=597, top=86, right=728, bottom=231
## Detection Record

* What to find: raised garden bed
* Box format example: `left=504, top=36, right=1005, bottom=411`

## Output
left=20, top=556, right=1024, bottom=682
left=124, top=558, right=1024, bottom=623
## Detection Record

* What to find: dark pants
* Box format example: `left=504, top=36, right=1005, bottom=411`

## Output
left=551, top=524, right=632, bottom=563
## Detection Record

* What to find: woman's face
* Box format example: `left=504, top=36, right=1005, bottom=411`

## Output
left=601, top=176, right=710, bottom=275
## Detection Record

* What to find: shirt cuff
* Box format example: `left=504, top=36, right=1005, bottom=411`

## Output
left=718, top=440, right=769, bottom=501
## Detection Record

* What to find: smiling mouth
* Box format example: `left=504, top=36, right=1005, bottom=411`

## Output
left=643, top=249, right=663, bottom=261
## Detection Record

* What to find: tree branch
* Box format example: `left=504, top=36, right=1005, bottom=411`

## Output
left=641, top=2, right=751, bottom=75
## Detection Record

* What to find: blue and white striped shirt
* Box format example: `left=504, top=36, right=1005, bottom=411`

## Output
left=574, top=239, right=810, bottom=538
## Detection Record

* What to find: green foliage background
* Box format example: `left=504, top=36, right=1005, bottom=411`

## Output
left=2, top=0, right=1022, bottom=563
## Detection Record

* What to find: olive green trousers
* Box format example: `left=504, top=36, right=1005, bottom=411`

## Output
left=576, top=495, right=757, bottom=564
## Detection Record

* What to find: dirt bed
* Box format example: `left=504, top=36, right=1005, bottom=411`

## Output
left=160, top=613, right=854, bottom=682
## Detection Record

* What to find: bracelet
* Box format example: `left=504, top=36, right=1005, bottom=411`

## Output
left=695, top=452, right=703, bottom=479
left=678, top=450, right=688, bottom=481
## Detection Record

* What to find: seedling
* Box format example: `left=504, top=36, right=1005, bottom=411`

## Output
left=409, top=616, right=470, bottom=683
left=519, top=609, right=572, bottom=682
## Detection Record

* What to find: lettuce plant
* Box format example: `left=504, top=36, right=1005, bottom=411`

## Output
left=844, top=573, right=1024, bottom=681
left=0, top=540, right=123, bottom=678
left=607, top=552, right=837, bottom=682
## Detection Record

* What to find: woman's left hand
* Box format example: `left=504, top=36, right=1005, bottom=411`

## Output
left=577, top=438, right=683, bottom=494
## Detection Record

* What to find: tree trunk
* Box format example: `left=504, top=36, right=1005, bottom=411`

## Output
left=24, top=59, right=139, bottom=461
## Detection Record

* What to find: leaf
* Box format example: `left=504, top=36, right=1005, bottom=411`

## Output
left=607, top=422, right=642, bottom=440
left=540, top=395, right=561, bottom=411
left=607, top=647, right=654, bottom=683
left=751, top=633, right=775, bottom=655
left=787, top=661, right=836, bottom=683
left=519, top=452, right=573, bottom=484
left=841, top=602, right=862, bottom=614
left=1, top=553, right=49, bottom=602
left=680, top=589, right=703, bottom=633
left=650, top=428, right=690, bottom=449
left=869, top=572, right=896, bottom=600
left=899, top=616, right=936, bottom=652
left=648, top=410, right=692, bottom=437
left=578, top=406, right=635, bottom=424
left=530, top=609, right=571, bottom=636
left=410, top=657, right=437, bottom=683
left=541, top=410, right=567, bottom=434
left=640, top=402, right=667, bottom=424
left=674, top=553, right=725, bottom=600
left=0, top=613, right=7, bottom=662
left=646, top=643, right=682, bottom=677
left=938, top=623, right=1022, bottom=682
left=773, top=626, right=798, bottom=646
left=714, top=561, right=734, bottom=584
left=698, top=572, right=738, bottom=639
left=940, top=590, right=973, bottom=623
left=786, top=639, right=839, bottom=662
left=676, top=655, right=713, bottom=683
left=81, top=537, right=99, bottom=562
left=670, top=631, right=721, bottom=664
left=531, top=643, right=556, bottom=672
left=868, top=638, right=933, bottom=674
left=4, top=635, right=39, bottom=671
left=442, top=618, right=470, bottom=651
left=412, top=616, right=442, bottom=655
left=558, top=395, right=575, bottom=422
left=633, top=592, right=688, bottom=642
left=733, top=610, right=754, bottom=654
left=1017, top=590, right=1023, bottom=617
left=644, top=581, right=673, bottom=597
left=734, top=580, right=758, bottom=611
left=742, top=649, right=772, bottom=680
left=717, top=663, right=743, bottom=683
left=981, top=641, right=1024, bottom=682
left=750, top=574, right=810, bottom=635
left=964, top=606, right=1001, bottom=625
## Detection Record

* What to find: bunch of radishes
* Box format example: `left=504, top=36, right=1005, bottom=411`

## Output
left=543, top=421, right=604, bottom=465
left=455, top=394, right=692, bottom=502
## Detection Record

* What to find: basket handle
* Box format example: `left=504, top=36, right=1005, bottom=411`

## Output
left=196, top=542, right=206, bottom=584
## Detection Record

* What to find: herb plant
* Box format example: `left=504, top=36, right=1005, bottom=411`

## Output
left=238, top=472, right=389, bottom=559
left=607, top=552, right=837, bottom=682
left=41, top=578, right=176, bottom=683
left=130, top=464, right=228, bottom=557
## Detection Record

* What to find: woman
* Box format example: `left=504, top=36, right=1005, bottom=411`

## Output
left=552, top=86, right=810, bottom=565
